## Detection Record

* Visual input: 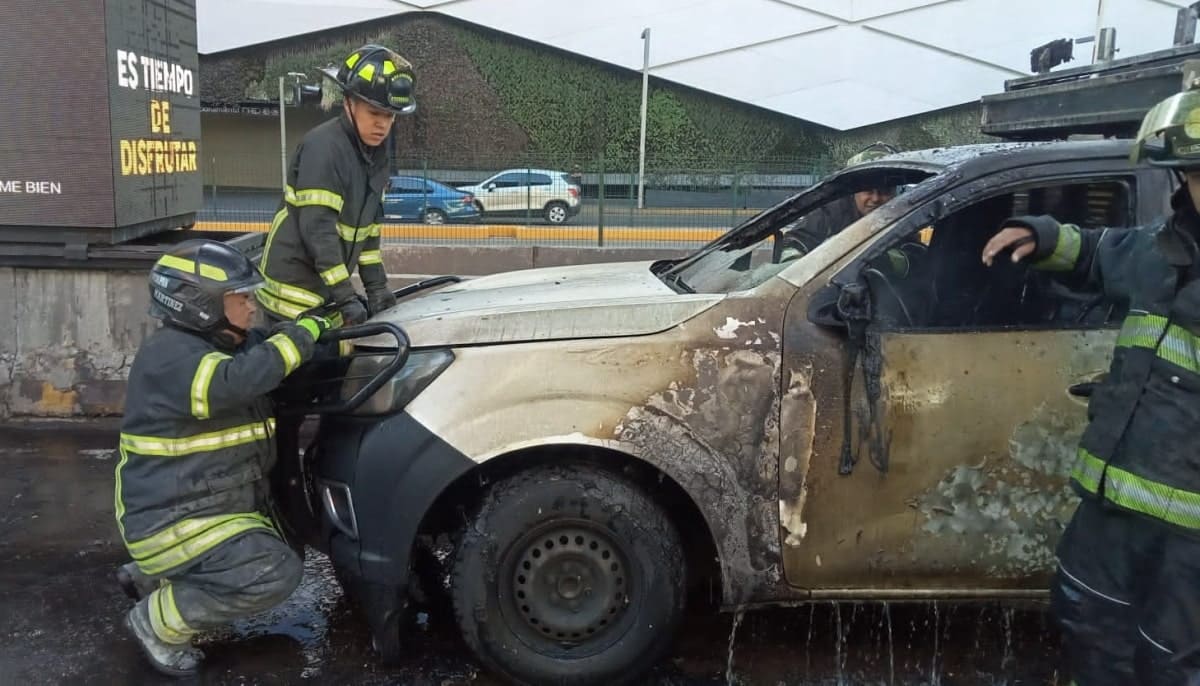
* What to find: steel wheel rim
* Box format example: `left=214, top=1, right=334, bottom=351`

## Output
left=507, top=523, right=631, bottom=647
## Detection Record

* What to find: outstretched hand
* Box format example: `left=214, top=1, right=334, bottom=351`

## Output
left=982, top=227, right=1036, bottom=267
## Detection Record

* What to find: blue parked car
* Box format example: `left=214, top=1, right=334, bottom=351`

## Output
left=382, top=175, right=481, bottom=224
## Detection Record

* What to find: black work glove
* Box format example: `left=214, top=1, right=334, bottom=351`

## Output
left=367, top=288, right=397, bottom=316
left=338, top=298, right=368, bottom=326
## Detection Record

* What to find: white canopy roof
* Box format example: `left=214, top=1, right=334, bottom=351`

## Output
left=198, top=0, right=1191, bottom=129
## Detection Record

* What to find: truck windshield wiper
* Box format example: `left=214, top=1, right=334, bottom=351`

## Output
left=660, top=271, right=695, bottom=293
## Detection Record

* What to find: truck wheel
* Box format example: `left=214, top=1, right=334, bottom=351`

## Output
left=452, top=464, right=685, bottom=685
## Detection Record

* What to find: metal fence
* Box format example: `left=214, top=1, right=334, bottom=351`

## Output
left=198, top=153, right=835, bottom=248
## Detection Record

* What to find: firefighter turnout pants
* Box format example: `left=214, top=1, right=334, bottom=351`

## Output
left=135, top=530, right=302, bottom=645
left=1052, top=498, right=1200, bottom=685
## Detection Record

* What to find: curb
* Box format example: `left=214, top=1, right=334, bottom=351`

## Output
left=195, top=221, right=728, bottom=243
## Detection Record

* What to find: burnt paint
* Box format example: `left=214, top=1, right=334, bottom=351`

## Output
left=608, top=285, right=795, bottom=606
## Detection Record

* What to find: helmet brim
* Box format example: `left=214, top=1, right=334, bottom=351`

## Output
left=227, top=280, right=264, bottom=295
left=1131, top=91, right=1200, bottom=165
left=347, top=90, right=417, bottom=116
left=317, top=66, right=340, bottom=85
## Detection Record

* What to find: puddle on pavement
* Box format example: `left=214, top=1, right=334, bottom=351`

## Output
left=713, top=600, right=1058, bottom=686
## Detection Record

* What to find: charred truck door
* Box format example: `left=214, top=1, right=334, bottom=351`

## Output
left=780, top=158, right=1170, bottom=594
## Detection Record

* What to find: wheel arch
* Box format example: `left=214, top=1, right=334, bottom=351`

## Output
left=415, top=442, right=723, bottom=606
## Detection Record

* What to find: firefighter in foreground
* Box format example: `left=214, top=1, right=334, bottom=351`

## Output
left=114, top=240, right=333, bottom=676
left=983, top=89, right=1200, bottom=684
left=257, top=44, right=416, bottom=326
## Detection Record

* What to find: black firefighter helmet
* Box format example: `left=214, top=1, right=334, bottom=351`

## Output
left=320, top=44, right=416, bottom=115
left=149, top=240, right=263, bottom=336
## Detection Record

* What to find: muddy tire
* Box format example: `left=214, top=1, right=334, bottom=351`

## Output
left=451, top=464, right=685, bottom=685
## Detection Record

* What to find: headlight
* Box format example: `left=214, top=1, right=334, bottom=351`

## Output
left=340, top=349, right=454, bottom=415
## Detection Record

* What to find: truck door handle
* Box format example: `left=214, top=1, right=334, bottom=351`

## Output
left=1068, top=372, right=1107, bottom=400
left=1068, top=382, right=1096, bottom=398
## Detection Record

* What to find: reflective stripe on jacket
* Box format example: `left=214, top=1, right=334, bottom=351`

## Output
left=115, top=324, right=315, bottom=575
left=1013, top=188, right=1200, bottom=532
left=257, top=113, right=390, bottom=319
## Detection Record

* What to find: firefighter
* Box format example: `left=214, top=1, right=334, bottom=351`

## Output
left=257, top=44, right=417, bottom=326
left=982, top=88, right=1200, bottom=685
left=781, top=142, right=901, bottom=257
left=844, top=142, right=902, bottom=227
left=114, top=240, right=334, bottom=676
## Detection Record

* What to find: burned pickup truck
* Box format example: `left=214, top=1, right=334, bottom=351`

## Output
left=274, top=140, right=1174, bottom=685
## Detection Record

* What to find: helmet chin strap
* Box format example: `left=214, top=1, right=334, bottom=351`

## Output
left=210, top=319, right=249, bottom=350
left=344, top=97, right=377, bottom=158
left=224, top=321, right=249, bottom=337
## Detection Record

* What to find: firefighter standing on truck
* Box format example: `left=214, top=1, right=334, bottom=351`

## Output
left=114, top=240, right=334, bottom=676
left=257, top=44, right=417, bottom=325
left=982, top=86, right=1200, bottom=685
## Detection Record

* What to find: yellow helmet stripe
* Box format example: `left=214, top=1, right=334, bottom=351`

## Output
left=156, top=255, right=228, bottom=282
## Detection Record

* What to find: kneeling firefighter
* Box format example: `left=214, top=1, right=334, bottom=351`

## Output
left=114, top=240, right=334, bottom=676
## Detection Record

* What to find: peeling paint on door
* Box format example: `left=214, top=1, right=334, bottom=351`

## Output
left=918, top=406, right=1084, bottom=576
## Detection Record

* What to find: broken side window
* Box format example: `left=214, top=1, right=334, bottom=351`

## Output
left=866, top=178, right=1135, bottom=330
left=665, top=167, right=934, bottom=294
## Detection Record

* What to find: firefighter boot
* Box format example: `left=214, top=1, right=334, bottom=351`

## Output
left=115, top=562, right=157, bottom=600
left=124, top=599, right=204, bottom=677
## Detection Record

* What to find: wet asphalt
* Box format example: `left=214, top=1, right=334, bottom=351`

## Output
left=0, top=422, right=1064, bottom=685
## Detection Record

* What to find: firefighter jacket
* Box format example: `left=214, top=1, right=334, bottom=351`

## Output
left=257, top=112, right=390, bottom=320
left=1013, top=187, right=1200, bottom=533
left=115, top=323, right=316, bottom=576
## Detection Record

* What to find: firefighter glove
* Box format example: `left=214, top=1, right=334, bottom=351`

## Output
left=338, top=298, right=368, bottom=326
left=367, top=288, right=397, bottom=315
left=296, top=315, right=335, bottom=341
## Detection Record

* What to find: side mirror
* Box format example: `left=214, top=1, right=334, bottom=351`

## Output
left=487, top=183, right=497, bottom=191
left=837, top=281, right=869, bottom=313
left=807, top=282, right=844, bottom=327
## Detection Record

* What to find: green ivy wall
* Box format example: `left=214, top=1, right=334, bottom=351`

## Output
left=200, top=13, right=992, bottom=175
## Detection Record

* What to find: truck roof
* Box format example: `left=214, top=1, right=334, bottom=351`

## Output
left=859, top=139, right=1135, bottom=174
left=980, top=44, right=1200, bottom=140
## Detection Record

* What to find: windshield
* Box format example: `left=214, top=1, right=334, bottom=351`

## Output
left=657, top=166, right=938, bottom=294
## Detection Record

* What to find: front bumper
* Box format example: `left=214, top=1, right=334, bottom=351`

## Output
left=313, top=410, right=475, bottom=651
left=445, top=203, right=482, bottom=222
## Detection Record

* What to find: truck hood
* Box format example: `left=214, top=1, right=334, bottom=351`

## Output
left=362, top=261, right=723, bottom=347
